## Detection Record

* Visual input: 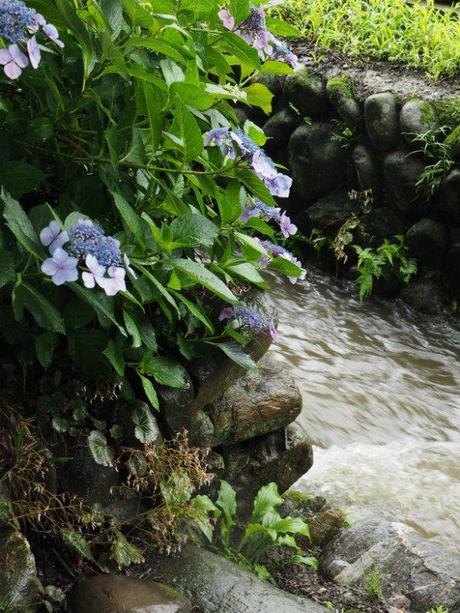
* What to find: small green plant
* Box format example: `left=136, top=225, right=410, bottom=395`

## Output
left=426, top=606, right=449, bottom=613
left=331, top=121, right=359, bottom=150
left=365, top=565, right=383, bottom=600
left=206, top=481, right=318, bottom=582
left=408, top=127, right=454, bottom=197
left=354, top=236, right=417, bottom=301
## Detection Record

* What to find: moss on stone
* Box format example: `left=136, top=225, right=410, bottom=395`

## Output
left=326, top=74, right=354, bottom=100
left=282, top=489, right=310, bottom=505
left=433, top=99, right=460, bottom=127
left=444, top=124, right=460, bottom=158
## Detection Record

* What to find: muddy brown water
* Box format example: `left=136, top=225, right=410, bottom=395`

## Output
left=269, top=267, right=460, bottom=554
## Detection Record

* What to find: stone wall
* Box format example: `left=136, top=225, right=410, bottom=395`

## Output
left=251, top=67, right=460, bottom=313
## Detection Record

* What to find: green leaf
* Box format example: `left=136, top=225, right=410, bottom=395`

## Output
left=52, top=417, right=69, bottom=433
left=210, top=341, right=256, bottom=370
left=132, top=401, right=160, bottom=443
left=243, top=83, right=273, bottom=114
left=260, top=60, right=293, bottom=75
left=217, top=181, right=243, bottom=224
left=128, top=37, right=186, bottom=63
left=226, top=263, right=268, bottom=288
left=71, top=285, right=127, bottom=337
left=130, top=312, right=157, bottom=352
left=268, top=256, right=302, bottom=278
left=22, top=283, right=65, bottom=334
left=230, top=0, right=250, bottom=23
left=221, top=32, right=260, bottom=70
left=139, top=355, right=187, bottom=389
left=271, top=516, right=310, bottom=537
left=251, top=483, right=283, bottom=524
left=287, top=555, right=319, bottom=570
left=35, top=332, right=58, bottom=368
left=173, top=258, right=237, bottom=304
left=238, top=170, right=276, bottom=205
left=170, top=214, right=219, bottom=247
left=244, top=120, right=267, bottom=146
left=143, top=82, right=163, bottom=151
left=2, top=190, right=45, bottom=258
left=138, top=373, right=160, bottom=411
left=103, top=339, right=125, bottom=376
left=0, top=162, right=45, bottom=198
left=120, top=128, right=145, bottom=165
left=216, top=480, right=237, bottom=526
left=266, top=17, right=301, bottom=37
left=100, top=0, right=123, bottom=35
left=171, top=82, right=215, bottom=110
left=234, top=231, right=268, bottom=258
left=111, top=530, right=144, bottom=567
left=0, top=249, right=15, bottom=288
left=111, top=192, right=144, bottom=244
left=61, top=529, right=93, bottom=561
left=123, top=310, right=142, bottom=348
left=87, top=431, right=114, bottom=467
left=176, top=103, right=203, bottom=162
left=171, top=290, right=214, bottom=334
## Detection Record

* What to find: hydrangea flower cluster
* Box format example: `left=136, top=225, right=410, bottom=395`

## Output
left=260, top=240, right=306, bottom=285
left=40, top=219, right=135, bottom=296
left=204, top=128, right=292, bottom=198
left=219, top=305, right=278, bottom=341
left=241, top=199, right=298, bottom=238
left=0, top=0, right=64, bottom=79
left=218, top=4, right=299, bottom=69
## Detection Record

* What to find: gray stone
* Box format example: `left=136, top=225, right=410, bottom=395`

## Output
left=263, top=108, right=302, bottom=156
left=285, top=67, right=329, bottom=119
left=69, top=575, right=191, bottom=613
left=189, top=290, right=277, bottom=413
left=0, top=528, right=42, bottom=612
left=406, top=218, right=448, bottom=268
left=289, top=123, right=349, bottom=205
left=400, top=99, right=437, bottom=145
left=437, top=168, right=460, bottom=225
left=209, top=355, right=302, bottom=446
left=383, top=150, right=426, bottom=214
left=158, top=367, right=196, bottom=434
left=352, top=144, right=381, bottom=196
left=364, top=93, right=400, bottom=151
left=149, top=544, right=328, bottom=612
left=326, top=75, right=362, bottom=127
left=400, top=277, right=446, bottom=314
left=306, top=189, right=360, bottom=233
left=322, top=519, right=460, bottom=612
left=62, top=445, right=119, bottom=509
left=222, top=421, right=314, bottom=515
left=444, top=124, right=460, bottom=160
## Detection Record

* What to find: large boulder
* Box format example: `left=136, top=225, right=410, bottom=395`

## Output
left=400, top=99, right=437, bottom=146
left=383, top=150, right=426, bottom=215
left=352, top=144, right=381, bottom=197
left=189, top=290, right=277, bottom=414
left=284, top=67, right=329, bottom=119
left=0, top=528, right=42, bottom=612
left=322, top=519, right=460, bottom=612
left=400, top=276, right=447, bottom=314
left=358, top=207, right=405, bottom=248
left=69, top=575, right=192, bottom=613
left=149, top=544, right=327, bottom=613
left=263, top=108, right=302, bottom=158
left=406, top=218, right=448, bottom=269
left=289, top=123, right=349, bottom=205
left=326, top=74, right=362, bottom=127
left=364, top=92, right=400, bottom=152
left=209, top=355, right=302, bottom=446
left=437, top=168, right=460, bottom=225
left=306, top=189, right=360, bottom=233
left=222, top=421, right=314, bottom=514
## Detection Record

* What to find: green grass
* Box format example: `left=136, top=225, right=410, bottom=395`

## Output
left=274, top=0, right=460, bottom=80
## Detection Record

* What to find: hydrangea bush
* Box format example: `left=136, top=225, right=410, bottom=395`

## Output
left=0, top=0, right=303, bottom=430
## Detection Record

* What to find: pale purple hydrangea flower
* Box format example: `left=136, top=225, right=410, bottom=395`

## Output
left=219, top=304, right=278, bottom=341
left=82, top=254, right=106, bottom=289
left=40, top=220, right=69, bottom=254
left=26, top=34, right=39, bottom=68
left=41, top=248, right=78, bottom=286
left=43, top=23, right=64, bottom=49
left=98, top=266, right=126, bottom=297
left=240, top=200, right=297, bottom=238
left=218, top=8, right=234, bottom=30
left=0, top=43, right=28, bottom=79
left=279, top=212, right=298, bottom=238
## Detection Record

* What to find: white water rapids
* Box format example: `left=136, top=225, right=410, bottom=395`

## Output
left=269, top=268, right=460, bottom=555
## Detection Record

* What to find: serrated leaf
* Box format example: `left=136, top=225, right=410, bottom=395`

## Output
left=123, top=310, right=142, bottom=348
left=226, top=262, right=268, bottom=287
left=131, top=401, right=160, bottom=443
left=111, top=192, right=144, bottom=244
left=260, top=60, right=293, bottom=75
left=244, top=120, right=267, bottom=146
left=103, top=339, right=125, bottom=376
left=176, top=103, right=203, bottom=162
left=88, top=431, right=114, bottom=467
left=171, top=290, right=214, bottom=334
left=61, top=529, right=93, bottom=561
left=268, top=256, right=302, bottom=278
left=173, top=258, right=237, bottom=304
left=0, top=249, right=15, bottom=288
left=139, top=355, right=186, bottom=389
left=52, top=417, right=69, bottom=433
left=210, top=340, right=256, bottom=369
left=0, top=161, right=45, bottom=198
left=71, top=285, right=127, bottom=337
left=243, top=83, right=273, bottom=114
left=138, top=373, right=159, bottom=411
left=111, top=530, right=144, bottom=567
left=170, top=214, right=219, bottom=247
left=22, top=283, right=65, bottom=334
left=2, top=190, right=45, bottom=258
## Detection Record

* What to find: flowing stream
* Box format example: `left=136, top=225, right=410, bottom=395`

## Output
left=269, top=267, right=460, bottom=555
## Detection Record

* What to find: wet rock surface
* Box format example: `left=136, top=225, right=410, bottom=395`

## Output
left=0, top=528, right=42, bottom=612
left=400, top=99, right=437, bottom=144
left=406, top=218, right=448, bottom=268
left=322, top=519, right=460, bottom=612
left=364, top=92, right=400, bottom=152
left=306, top=189, right=360, bottom=232
left=383, top=151, right=426, bottom=215
left=148, top=544, right=328, bottom=612
left=69, top=575, right=192, bottom=613
left=209, top=355, right=302, bottom=446
left=285, top=67, right=329, bottom=119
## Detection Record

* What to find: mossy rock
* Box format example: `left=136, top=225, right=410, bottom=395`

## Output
left=364, top=92, right=400, bottom=152
left=444, top=124, right=460, bottom=159
left=326, top=74, right=354, bottom=100
left=327, top=75, right=362, bottom=127
left=433, top=99, right=460, bottom=127
left=400, top=98, right=437, bottom=145
left=284, top=67, right=328, bottom=118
